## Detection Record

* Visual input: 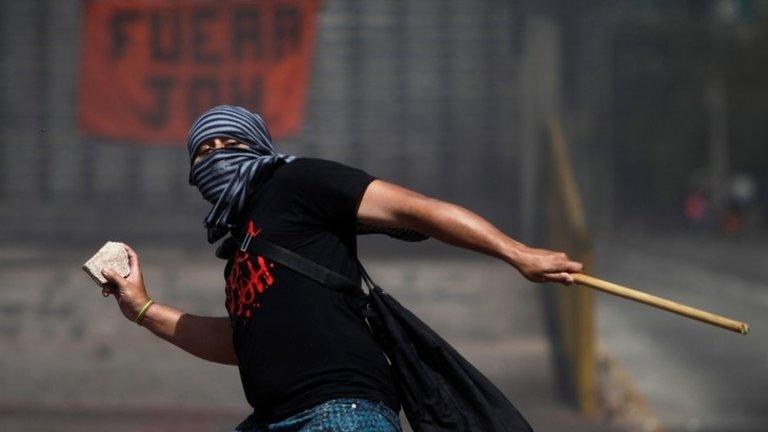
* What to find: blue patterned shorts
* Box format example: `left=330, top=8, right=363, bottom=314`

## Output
left=233, top=398, right=403, bottom=432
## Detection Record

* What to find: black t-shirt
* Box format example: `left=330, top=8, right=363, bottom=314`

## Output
left=222, top=157, right=399, bottom=423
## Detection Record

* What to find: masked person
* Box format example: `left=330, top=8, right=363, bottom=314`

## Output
left=100, top=105, right=582, bottom=432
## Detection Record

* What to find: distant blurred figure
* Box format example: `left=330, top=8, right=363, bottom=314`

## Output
left=683, top=168, right=713, bottom=231
left=684, top=188, right=710, bottom=230
left=724, top=173, right=757, bottom=235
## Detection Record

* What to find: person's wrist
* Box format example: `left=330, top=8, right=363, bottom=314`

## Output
left=133, top=297, right=155, bottom=326
left=128, top=294, right=150, bottom=314
left=502, top=242, right=526, bottom=268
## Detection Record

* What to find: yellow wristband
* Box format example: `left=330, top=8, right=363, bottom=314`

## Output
left=134, top=299, right=155, bottom=325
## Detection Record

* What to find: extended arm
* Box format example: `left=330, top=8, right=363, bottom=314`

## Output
left=101, top=245, right=238, bottom=366
left=357, top=180, right=582, bottom=284
left=135, top=304, right=238, bottom=366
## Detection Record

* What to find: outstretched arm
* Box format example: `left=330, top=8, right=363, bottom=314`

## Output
left=357, top=179, right=582, bottom=284
left=101, top=244, right=238, bottom=366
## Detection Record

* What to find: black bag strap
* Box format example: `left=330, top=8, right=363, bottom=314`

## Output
left=236, top=233, right=368, bottom=299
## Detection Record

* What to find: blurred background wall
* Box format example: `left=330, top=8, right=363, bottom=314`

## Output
left=0, top=0, right=532, bottom=246
left=2, top=1, right=764, bottom=245
left=1, top=1, right=767, bottom=431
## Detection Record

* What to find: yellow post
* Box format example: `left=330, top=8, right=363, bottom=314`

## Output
left=546, top=116, right=597, bottom=417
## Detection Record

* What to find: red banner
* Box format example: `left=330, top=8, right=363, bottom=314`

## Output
left=78, top=0, right=320, bottom=144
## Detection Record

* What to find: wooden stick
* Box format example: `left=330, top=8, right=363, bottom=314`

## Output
left=572, top=274, right=750, bottom=335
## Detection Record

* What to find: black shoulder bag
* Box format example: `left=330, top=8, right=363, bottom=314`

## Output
left=235, top=233, right=535, bottom=432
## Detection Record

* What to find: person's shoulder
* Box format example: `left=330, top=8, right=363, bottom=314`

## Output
left=283, top=156, right=353, bottom=169
left=274, top=157, right=365, bottom=179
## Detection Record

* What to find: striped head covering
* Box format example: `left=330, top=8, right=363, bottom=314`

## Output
left=188, top=105, right=296, bottom=244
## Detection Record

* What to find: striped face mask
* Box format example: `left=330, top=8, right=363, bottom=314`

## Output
left=187, top=105, right=296, bottom=244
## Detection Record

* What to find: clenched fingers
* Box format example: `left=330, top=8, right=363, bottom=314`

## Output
left=545, top=272, right=575, bottom=285
left=101, top=267, right=126, bottom=289
left=102, top=285, right=118, bottom=298
left=564, top=260, right=583, bottom=273
left=548, top=254, right=583, bottom=274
